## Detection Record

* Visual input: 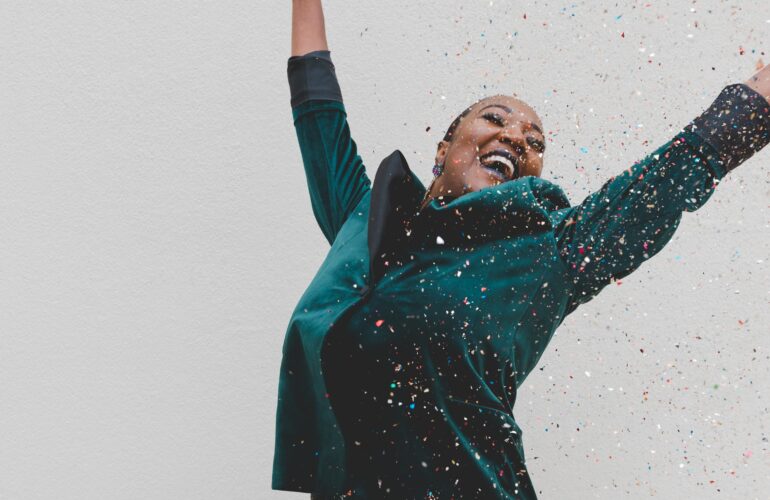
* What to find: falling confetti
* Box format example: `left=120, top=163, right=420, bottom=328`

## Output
left=276, top=13, right=770, bottom=499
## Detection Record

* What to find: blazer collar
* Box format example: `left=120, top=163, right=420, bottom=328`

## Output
left=367, top=149, right=572, bottom=284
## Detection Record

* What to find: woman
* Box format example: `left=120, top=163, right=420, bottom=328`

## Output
left=274, top=1, right=770, bottom=498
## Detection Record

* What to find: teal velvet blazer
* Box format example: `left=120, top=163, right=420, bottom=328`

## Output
left=273, top=50, right=770, bottom=498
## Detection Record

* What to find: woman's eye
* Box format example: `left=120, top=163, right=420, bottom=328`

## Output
left=482, top=113, right=546, bottom=152
left=528, top=138, right=545, bottom=152
left=482, top=113, right=505, bottom=126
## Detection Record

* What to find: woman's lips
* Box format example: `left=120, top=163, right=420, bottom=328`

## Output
left=480, top=156, right=517, bottom=180
left=482, top=164, right=509, bottom=180
left=482, top=154, right=515, bottom=176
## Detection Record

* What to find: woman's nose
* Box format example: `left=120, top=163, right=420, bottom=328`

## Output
left=497, top=125, right=527, bottom=154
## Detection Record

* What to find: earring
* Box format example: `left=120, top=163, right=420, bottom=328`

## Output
left=432, top=163, right=444, bottom=177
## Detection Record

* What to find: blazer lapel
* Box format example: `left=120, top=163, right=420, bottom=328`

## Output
left=367, top=150, right=426, bottom=284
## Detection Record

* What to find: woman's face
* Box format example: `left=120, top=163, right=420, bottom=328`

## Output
left=428, top=95, right=546, bottom=202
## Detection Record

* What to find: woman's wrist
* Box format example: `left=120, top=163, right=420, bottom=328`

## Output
left=682, top=82, right=770, bottom=174
left=291, top=0, right=329, bottom=57
left=744, top=63, right=770, bottom=104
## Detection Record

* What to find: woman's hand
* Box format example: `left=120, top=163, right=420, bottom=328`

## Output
left=744, top=61, right=770, bottom=104
left=291, top=0, right=329, bottom=57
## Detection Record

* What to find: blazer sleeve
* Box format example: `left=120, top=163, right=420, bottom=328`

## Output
left=287, top=50, right=372, bottom=246
left=549, top=83, right=770, bottom=316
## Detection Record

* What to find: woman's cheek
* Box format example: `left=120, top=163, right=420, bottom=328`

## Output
left=451, top=148, right=481, bottom=169
left=532, top=153, right=545, bottom=176
left=523, top=152, right=543, bottom=176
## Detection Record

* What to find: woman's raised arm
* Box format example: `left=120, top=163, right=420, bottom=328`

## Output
left=292, top=0, right=328, bottom=55
left=548, top=73, right=770, bottom=317
left=288, top=0, right=371, bottom=246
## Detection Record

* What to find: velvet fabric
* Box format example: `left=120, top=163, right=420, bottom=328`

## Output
left=273, top=51, right=770, bottom=498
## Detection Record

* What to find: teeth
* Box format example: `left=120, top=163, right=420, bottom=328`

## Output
left=482, top=154, right=514, bottom=172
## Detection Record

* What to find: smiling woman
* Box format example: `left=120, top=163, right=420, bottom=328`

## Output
left=274, top=1, right=770, bottom=498
left=422, top=95, right=549, bottom=209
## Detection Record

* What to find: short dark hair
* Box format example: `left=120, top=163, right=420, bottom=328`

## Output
left=441, top=99, right=483, bottom=144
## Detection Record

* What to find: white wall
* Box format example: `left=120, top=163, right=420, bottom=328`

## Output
left=2, top=1, right=769, bottom=498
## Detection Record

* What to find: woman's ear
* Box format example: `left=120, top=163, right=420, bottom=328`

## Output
left=435, top=140, right=449, bottom=167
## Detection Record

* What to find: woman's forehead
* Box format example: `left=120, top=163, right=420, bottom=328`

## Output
left=475, top=96, right=541, bottom=126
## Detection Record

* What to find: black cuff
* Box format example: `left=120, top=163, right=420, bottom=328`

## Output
left=683, top=83, right=770, bottom=173
left=287, top=50, right=343, bottom=108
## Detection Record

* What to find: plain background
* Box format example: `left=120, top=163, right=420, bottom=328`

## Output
left=2, top=1, right=769, bottom=498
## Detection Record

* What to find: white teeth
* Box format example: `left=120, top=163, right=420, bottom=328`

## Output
left=482, top=154, right=514, bottom=171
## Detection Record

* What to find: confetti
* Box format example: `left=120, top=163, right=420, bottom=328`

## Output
left=276, top=31, right=770, bottom=499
